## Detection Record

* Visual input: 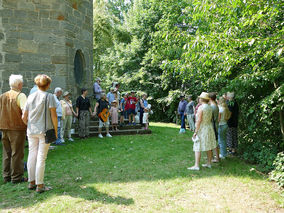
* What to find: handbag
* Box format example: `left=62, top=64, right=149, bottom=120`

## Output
left=192, top=135, right=200, bottom=143
left=44, top=93, right=57, bottom=144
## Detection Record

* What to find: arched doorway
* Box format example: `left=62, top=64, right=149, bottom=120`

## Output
left=74, top=50, right=85, bottom=88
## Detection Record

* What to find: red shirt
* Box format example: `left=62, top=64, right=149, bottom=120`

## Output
left=124, top=97, right=130, bottom=111
left=128, top=97, right=137, bottom=110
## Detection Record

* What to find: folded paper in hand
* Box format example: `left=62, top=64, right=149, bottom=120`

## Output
left=192, top=135, right=200, bottom=143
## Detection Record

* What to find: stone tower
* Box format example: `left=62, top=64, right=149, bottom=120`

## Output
left=0, top=0, right=93, bottom=95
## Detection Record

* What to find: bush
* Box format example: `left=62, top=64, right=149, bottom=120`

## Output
left=239, top=139, right=279, bottom=173
left=270, top=152, right=284, bottom=188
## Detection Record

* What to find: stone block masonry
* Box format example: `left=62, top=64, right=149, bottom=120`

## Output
left=0, top=0, right=93, bottom=96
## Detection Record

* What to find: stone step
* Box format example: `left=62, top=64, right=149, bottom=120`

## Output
left=87, top=125, right=143, bottom=131
left=88, top=120, right=135, bottom=125
left=73, top=129, right=152, bottom=137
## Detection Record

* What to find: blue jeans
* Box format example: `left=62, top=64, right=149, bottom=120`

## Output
left=55, top=116, right=62, bottom=144
left=180, top=114, right=186, bottom=129
left=218, top=124, right=228, bottom=157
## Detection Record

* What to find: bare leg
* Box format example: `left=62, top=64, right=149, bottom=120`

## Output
left=129, top=114, right=131, bottom=124
left=145, top=123, right=148, bottom=130
left=194, top=151, right=201, bottom=167
left=206, top=151, right=212, bottom=165
left=106, top=127, right=109, bottom=135
left=98, top=127, right=102, bottom=134
left=215, top=148, right=220, bottom=161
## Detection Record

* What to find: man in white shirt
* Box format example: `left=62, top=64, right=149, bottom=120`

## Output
left=54, top=87, right=65, bottom=145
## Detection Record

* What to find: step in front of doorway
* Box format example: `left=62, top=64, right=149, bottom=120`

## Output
left=73, top=128, right=152, bottom=137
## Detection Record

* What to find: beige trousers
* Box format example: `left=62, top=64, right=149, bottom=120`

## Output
left=27, top=134, right=50, bottom=185
left=61, top=115, right=73, bottom=138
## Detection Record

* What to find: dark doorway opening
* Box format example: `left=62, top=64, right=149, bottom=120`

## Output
left=74, top=50, right=85, bottom=87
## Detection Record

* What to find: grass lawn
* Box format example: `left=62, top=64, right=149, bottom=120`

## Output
left=0, top=123, right=283, bottom=213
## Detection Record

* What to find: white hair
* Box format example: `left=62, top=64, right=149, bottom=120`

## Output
left=227, top=92, right=235, bottom=99
left=54, top=87, right=62, bottom=94
left=9, top=74, right=23, bottom=89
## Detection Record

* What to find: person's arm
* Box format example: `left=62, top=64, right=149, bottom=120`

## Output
left=22, top=110, right=28, bottom=125
left=76, top=107, right=79, bottom=116
left=218, top=112, right=221, bottom=123
left=50, top=107, right=58, bottom=138
left=140, top=99, right=145, bottom=109
left=61, top=101, right=66, bottom=120
left=93, top=102, right=99, bottom=116
left=76, top=97, right=80, bottom=117
left=194, top=109, right=203, bottom=137
left=17, top=93, right=27, bottom=111
left=185, top=104, right=189, bottom=116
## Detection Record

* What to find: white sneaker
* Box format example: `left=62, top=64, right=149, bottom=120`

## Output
left=98, top=134, right=103, bottom=138
left=106, top=133, right=112, bottom=138
left=187, top=166, right=200, bottom=171
left=68, top=138, right=74, bottom=142
left=61, top=138, right=65, bottom=143
left=202, top=164, right=212, bottom=168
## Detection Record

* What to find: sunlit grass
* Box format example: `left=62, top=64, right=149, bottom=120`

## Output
left=0, top=123, right=283, bottom=212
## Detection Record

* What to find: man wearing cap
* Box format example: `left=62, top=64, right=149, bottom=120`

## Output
left=178, top=95, right=188, bottom=134
left=93, top=78, right=103, bottom=101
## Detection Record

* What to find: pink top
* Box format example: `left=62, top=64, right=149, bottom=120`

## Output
left=110, top=107, right=119, bottom=124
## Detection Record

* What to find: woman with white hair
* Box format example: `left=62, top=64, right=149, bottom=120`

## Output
left=0, top=74, right=27, bottom=184
left=226, top=92, right=239, bottom=155
left=22, top=74, right=58, bottom=193
left=188, top=92, right=217, bottom=171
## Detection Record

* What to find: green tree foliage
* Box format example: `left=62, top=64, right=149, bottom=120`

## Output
left=93, top=0, right=284, bottom=175
left=151, top=0, right=283, bottom=172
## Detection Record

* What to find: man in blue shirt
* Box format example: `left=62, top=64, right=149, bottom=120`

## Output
left=178, top=95, right=187, bottom=134
left=93, top=78, right=103, bottom=101
left=54, top=87, right=65, bottom=145
left=107, top=87, right=115, bottom=106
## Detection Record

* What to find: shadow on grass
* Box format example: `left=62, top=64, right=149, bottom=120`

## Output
left=69, top=186, right=134, bottom=205
left=0, top=123, right=266, bottom=210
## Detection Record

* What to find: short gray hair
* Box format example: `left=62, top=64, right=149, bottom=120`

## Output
left=9, top=74, right=23, bottom=89
left=54, top=87, right=62, bottom=94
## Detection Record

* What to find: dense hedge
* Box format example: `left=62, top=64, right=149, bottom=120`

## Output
left=93, top=0, right=284, bottom=185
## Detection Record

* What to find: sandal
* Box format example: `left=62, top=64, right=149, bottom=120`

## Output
left=187, top=166, right=200, bottom=171
left=202, top=164, right=212, bottom=168
left=28, top=183, right=37, bottom=190
left=36, top=185, right=52, bottom=194
left=212, top=159, right=220, bottom=163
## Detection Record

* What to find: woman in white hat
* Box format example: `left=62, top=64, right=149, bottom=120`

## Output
left=61, top=91, right=77, bottom=142
left=188, top=92, right=217, bottom=170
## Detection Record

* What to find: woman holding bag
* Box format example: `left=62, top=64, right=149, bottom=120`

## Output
left=61, top=91, right=77, bottom=142
left=22, top=74, right=58, bottom=193
left=188, top=92, right=217, bottom=171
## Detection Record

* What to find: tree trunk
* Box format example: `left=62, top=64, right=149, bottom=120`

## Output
left=274, top=82, right=284, bottom=141
left=280, top=110, right=284, bottom=141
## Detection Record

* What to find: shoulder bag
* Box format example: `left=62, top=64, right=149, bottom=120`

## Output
left=45, top=93, right=57, bottom=144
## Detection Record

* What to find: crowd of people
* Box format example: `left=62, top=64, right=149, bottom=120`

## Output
left=178, top=91, right=239, bottom=170
left=0, top=73, right=238, bottom=194
left=91, top=78, right=152, bottom=139
left=0, top=74, right=152, bottom=193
